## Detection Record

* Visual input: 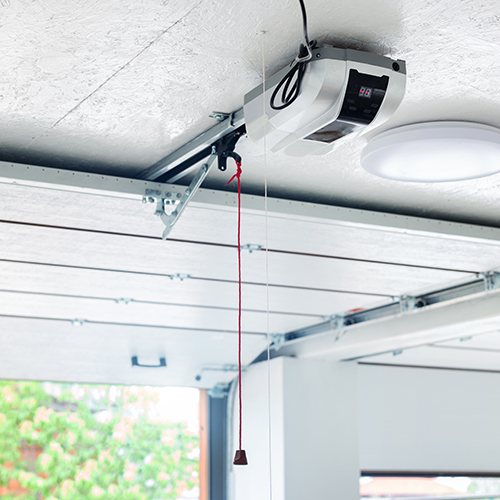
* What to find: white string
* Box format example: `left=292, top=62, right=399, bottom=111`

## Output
left=262, top=29, right=273, bottom=500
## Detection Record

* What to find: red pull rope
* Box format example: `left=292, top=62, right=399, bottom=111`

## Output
left=227, top=160, right=245, bottom=458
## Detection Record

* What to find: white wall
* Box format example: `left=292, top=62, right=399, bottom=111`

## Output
left=230, top=359, right=500, bottom=500
left=281, top=357, right=360, bottom=500
left=229, top=357, right=285, bottom=500
left=230, top=357, right=360, bottom=500
left=358, top=363, right=500, bottom=473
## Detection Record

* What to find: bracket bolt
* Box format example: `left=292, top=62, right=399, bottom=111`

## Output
left=176, top=193, right=182, bottom=199
left=166, top=192, right=172, bottom=198
left=148, top=197, right=155, bottom=203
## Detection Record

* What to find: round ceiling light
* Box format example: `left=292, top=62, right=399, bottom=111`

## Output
left=361, top=121, right=500, bottom=182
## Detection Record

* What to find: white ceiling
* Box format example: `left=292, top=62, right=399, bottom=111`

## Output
left=1, top=0, right=500, bottom=385
left=1, top=0, right=500, bottom=225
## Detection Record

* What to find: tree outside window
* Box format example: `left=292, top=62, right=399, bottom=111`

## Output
left=0, top=381, right=200, bottom=500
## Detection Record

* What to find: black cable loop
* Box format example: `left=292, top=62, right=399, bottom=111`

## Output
left=270, top=61, right=308, bottom=110
left=269, top=0, right=314, bottom=110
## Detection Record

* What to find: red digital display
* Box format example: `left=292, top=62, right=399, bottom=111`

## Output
left=359, top=86, right=373, bottom=98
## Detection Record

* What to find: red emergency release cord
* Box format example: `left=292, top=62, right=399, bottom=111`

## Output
left=227, top=160, right=248, bottom=466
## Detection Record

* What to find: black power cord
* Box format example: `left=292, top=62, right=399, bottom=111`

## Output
left=297, top=0, right=312, bottom=62
left=270, top=0, right=315, bottom=110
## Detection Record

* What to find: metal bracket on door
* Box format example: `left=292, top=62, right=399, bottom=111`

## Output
left=195, top=363, right=242, bottom=381
left=151, top=154, right=217, bottom=240
left=145, top=126, right=245, bottom=240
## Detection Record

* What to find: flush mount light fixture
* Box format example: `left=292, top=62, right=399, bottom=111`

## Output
left=361, top=121, right=500, bottom=182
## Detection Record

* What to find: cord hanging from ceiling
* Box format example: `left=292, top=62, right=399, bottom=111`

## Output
left=227, top=158, right=248, bottom=467
left=262, top=29, right=274, bottom=500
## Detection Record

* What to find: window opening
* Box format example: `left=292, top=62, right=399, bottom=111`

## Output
left=0, top=380, right=201, bottom=500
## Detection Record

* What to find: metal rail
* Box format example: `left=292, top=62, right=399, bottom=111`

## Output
left=273, top=272, right=500, bottom=350
left=138, top=108, right=245, bottom=182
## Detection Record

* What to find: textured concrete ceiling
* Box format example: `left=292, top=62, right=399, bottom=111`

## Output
left=1, top=0, right=500, bottom=226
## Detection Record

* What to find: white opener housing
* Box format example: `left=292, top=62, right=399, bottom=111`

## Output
left=243, top=46, right=406, bottom=156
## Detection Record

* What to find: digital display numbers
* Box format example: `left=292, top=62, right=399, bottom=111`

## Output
left=359, top=86, right=373, bottom=98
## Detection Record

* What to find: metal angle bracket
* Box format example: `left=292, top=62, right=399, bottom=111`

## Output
left=326, top=314, right=346, bottom=342
left=332, top=315, right=345, bottom=342
left=150, top=154, right=217, bottom=240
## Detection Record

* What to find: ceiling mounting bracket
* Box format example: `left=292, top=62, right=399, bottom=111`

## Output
left=479, top=271, right=500, bottom=291
left=153, top=154, right=217, bottom=240
left=209, top=111, right=231, bottom=122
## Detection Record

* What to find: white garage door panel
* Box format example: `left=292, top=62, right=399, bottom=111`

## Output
left=1, top=183, right=499, bottom=273
left=267, top=253, right=467, bottom=296
left=0, top=223, right=470, bottom=295
left=176, top=208, right=500, bottom=274
left=0, top=261, right=385, bottom=316
left=439, top=330, right=500, bottom=350
left=365, top=345, right=500, bottom=372
left=0, top=291, right=320, bottom=334
left=0, top=316, right=266, bottom=388
left=0, top=183, right=166, bottom=236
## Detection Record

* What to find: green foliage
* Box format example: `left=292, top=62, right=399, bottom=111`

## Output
left=0, top=381, right=199, bottom=499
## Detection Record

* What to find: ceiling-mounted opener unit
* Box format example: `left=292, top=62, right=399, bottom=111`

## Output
left=243, top=46, right=406, bottom=157
left=143, top=47, right=406, bottom=239
left=139, top=0, right=406, bottom=239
